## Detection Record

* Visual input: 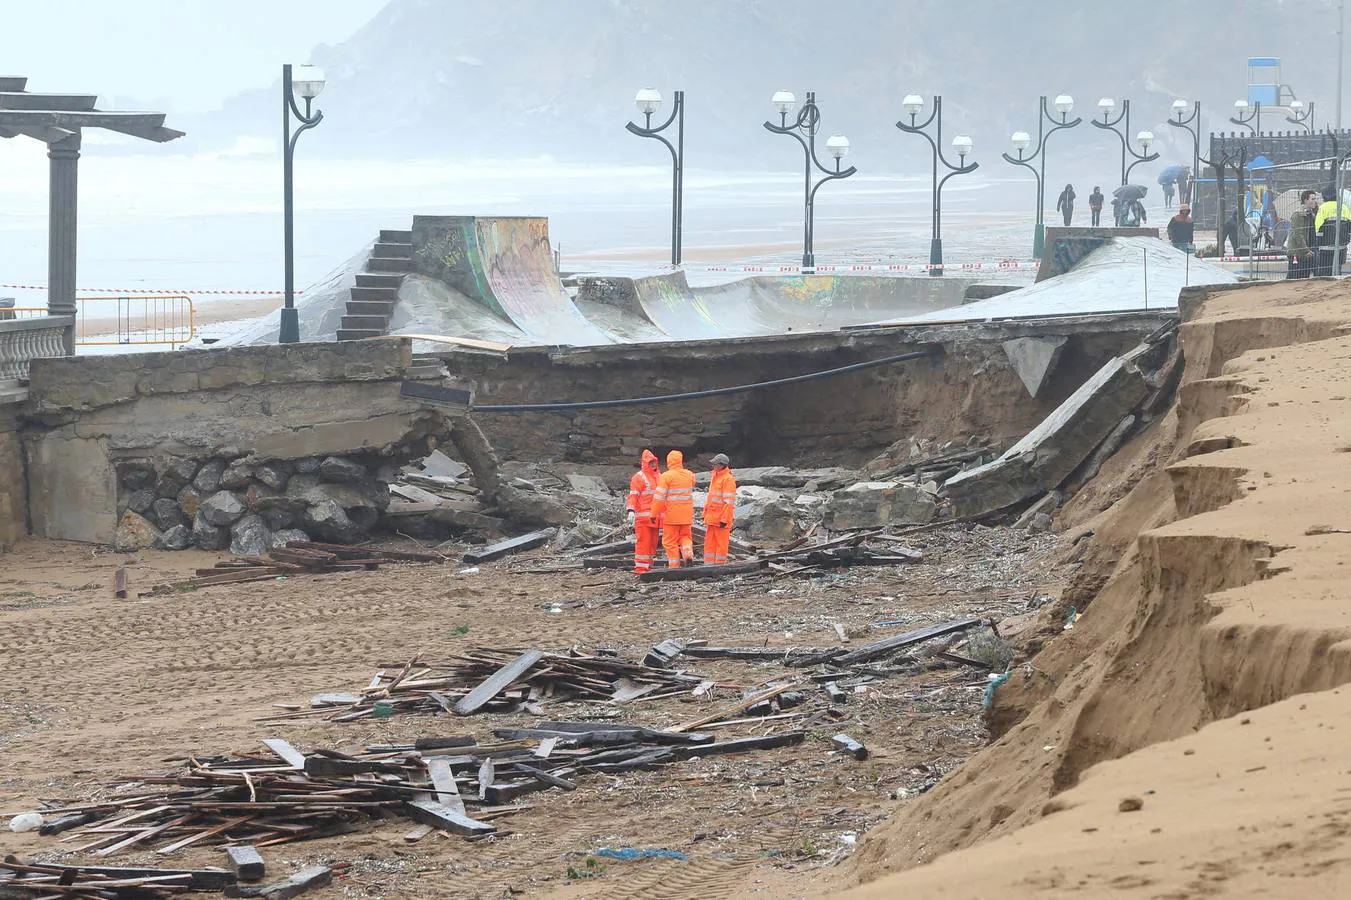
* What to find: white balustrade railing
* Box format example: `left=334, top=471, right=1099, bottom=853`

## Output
left=0, top=316, right=75, bottom=382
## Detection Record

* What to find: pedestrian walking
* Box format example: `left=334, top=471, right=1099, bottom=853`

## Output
left=1122, top=197, right=1148, bottom=227
left=1287, top=189, right=1319, bottom=279
left=1222, top=209, right=1241, bottom=257
left=650, top=449, right=696, bottom=568
left=1162, top=180, right=1176, bottom=209
left=625, top=448, right=662, bottom=575
left=1089, top=186, right=1105, bottom=227
left=1110, top=197, right=1122, bottom=227
left=1056, top=183, right=1076, bottom=226
left=701, top=454, right=736, bottom=565
left=1166, top=204, right=1194, bottom=252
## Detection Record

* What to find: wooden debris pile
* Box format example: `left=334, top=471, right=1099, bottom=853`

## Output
left=147, top=541, right=444, bottom=594
left=0, top=858, right=239, bottom=898
left=24, top=726, right=804, bottom=856
left=267, top=648, right=707, bottom=723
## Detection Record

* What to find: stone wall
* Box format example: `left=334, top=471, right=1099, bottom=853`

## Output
left=0, top=402, right=25, bottom=547
left=438, top=314, right=1173, bottom=469
left=22, top=339, right=446, bottom=549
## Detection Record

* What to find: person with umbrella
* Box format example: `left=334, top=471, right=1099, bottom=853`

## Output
left=1115, top=184, right=1149, bottom=227
left=1158, top=165, right=1184, bottom=209
left=1056, top=183, right=1076, bottom=226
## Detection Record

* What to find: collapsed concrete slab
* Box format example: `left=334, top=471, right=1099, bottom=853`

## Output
left=1002, top=336, right=1067, bottom=398
left=943, top=355, right=1151, bottom=519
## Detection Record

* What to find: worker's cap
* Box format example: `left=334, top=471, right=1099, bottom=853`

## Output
left=710, top=453, right=730, bottom=467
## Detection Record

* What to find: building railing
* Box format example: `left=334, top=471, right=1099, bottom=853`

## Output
left=0, top=316, right=76, bottom=382
left=0, top=295, right=196, bottom=348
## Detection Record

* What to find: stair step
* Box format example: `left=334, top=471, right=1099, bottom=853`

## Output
left=379, top=229, right=413, bottom=243
left=366, top=257, right=412, bottom=273
left=355, top=273, right=405, bottom=288
left=373, top=241, right=413, bottom=258
left=350, top=286, right=398, bottom=303
left=341, top=314, right=389, bottom=330
left=346, top=300, right=396, bottom=317
left=337, top=328, right=383, bottom=341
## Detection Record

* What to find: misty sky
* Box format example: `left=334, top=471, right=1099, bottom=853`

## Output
left=6, top=0, right=387, bottom=112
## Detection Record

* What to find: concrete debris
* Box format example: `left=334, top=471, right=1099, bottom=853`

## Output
left=113, top=510, right=161, bottom=552
left=1013, top=491, right=1062, bottom=530
left=825, top=482, right=938, bottom=530
left=317, top=455, right=366, bottom=483
left=735, top=486, right=800, bottom=541
left=1002, top=335, right=1068, bottom=398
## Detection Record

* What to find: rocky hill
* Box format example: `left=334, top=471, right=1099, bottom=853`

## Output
left=187, top=0, right=1340, bottom=169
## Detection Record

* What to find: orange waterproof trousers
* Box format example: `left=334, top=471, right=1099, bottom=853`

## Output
left=633, top=522, right=660, bottom=574
left=662, top=524, right=694, bottom=567
left=703, top=523, right=731, bottom=565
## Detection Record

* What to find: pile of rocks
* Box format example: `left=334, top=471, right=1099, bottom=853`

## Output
left=113, top=453, right=396, bottom=555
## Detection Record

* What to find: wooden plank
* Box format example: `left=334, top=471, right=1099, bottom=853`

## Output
left=425, top=756, right=465, bottom=816
left=477, top=757, right=495, bottom=802
left=638, top=560, right=765, bottom=582
left=452, top=650, right=543, bottom=715
left=535, top=737, right=558, bottom=759
left=155, top=815, right=254, bottom=854
left=0, top=863, right=235, bottom=892
left=288, top=540, right=445, bottom=563
left=93, top=813, right=193, bottom=856
left=403, top=824, right=434, bottom=843
left=513, top=763, right=576, bottom=791
left=833, top=618, right=984, bottom=666
left=668, top=684, right=798, bottom=733
left=412, top=736, right=476, bottom=751
left=669, top=731, right=806, bottom=760
left=226, top=847, right=265, bottom=882
left=482, top=779, right=550, bottom=803
left=260, top=739, right=307, bottom=769
left=401, top=799, right=496, bottom=838
left=461, top=530, right=554, bottom=564
left=113, top=567, right=127, bottom=599
left=831, top=733, right=869, bottom=760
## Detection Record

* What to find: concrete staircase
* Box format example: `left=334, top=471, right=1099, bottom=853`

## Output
left=336, top=229, right=413, bottom=341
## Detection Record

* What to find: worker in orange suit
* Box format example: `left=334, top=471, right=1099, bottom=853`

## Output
left=626, top=449, right=662, bottom=574
left=650, top=449, right=696, bottom=567
left=702, top=453, right=737, bottom=565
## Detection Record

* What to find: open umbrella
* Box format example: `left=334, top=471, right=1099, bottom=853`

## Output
left=1113, top=184, right=1149, bottom=202
left=1157, top=164, right=1184, bottom=184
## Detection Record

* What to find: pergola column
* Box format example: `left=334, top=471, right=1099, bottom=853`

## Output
left=46, top=131, right=80, bottom=355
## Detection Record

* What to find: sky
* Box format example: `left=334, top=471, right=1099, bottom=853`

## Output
left=4, top=0, right=388, bottom=113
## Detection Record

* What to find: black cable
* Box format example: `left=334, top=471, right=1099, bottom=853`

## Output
left=471, top=346, right=940, bottom=413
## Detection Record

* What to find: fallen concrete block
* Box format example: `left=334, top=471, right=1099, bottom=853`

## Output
left=943, top=356, right=1149, bottom=519
left=1003, top=336, right=1067, bottom=398
left=824, top=482, right=936, bottom=530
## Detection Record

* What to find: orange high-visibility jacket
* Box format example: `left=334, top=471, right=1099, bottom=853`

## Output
left=704, top=467, right=737, bottom=528
left=651, top=450, right=696, bottom=526
left=627, top=449, right=661, bottom=520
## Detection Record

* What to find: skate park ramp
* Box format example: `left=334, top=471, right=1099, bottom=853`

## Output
left=620, top=270, right=984, bottom=340
left=864, top=236, right=1238, bottom=327
left=411, top=215, right=616, bottom=346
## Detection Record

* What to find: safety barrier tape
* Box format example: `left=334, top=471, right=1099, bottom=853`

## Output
left=1211, top=255, right=1289, bottom=262
left=0, top=284, right=300, bottom=295
left=642, top=260, right=1040, bottom=273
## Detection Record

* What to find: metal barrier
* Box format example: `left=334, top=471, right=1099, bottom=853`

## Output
left=3, top=295, right=196, bottom=348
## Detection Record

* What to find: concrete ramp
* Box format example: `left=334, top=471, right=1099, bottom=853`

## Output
left=391, top=274, right=532, bottom=346
left=412, top=215, right=616, bottom=346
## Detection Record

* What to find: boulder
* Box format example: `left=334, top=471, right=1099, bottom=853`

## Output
left=303, top=498, right=364, bottom=543
left=117, top=461, right=155, bottom=490
left=293, top=456, right=322, bottom=474
left=244, top=482, right=280, bottom=511
left=735, top=486, right=800, bottom=542
left=150, top=497, right=189, bottom=532
left=200, top=490, right=248, bottom=527
left=192, top=459, right=226, bottom=494
left=824, top=482, right=937, bottom=530
left=219, top=459, right=254, bottom=489
left=230, top=514, right=273, bottom=557
left=113, top=510, right=161, bottom=552
left=192, top=512, right=230, bottom=550
left=270, top=528, right=311, bottom=550
left=260, top=506, right=297, bottom=531
left=156, top=458, right=199, bottom=498
left=176, top=485, right=203, bottom=520
left=254, top=463, right=290, bottom=491
left=126, top=488, right=157, bottom=514
left=318, top=456, right=366, bottom=483
left=159, top=524, right=193, bottom=550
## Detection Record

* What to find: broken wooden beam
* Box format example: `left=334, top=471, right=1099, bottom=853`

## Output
left=224, top=864, right=331, bottom=899
left=261, top=738, right=307, bottom=769
left=669, top=731, right=806, bottom=760
left=0, top=861, right=236, bottom=892
left=114, top=567, right=127, bottom=599
left=643, top=639, right=685, bottom=668
left=401, top=798, right=496, bottom=838
left=452, top=650, right=544, bottom=715
left=637, top=560, right=766, bottom=582
left=831, top=733, right=869, bottom=760
left=461, top=529, right=554, bottom=564
left=424, top=756, right=465, bottom=815
left=833, top=618, right=985, bottom=666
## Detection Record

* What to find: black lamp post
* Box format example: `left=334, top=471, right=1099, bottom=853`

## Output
left=279, top=63, right=326, bottom=345
left=1287, top=99, right=1315, bottom=133
left=1231, top=99, right=1261, bottom=135
left=1168, top=99, right=1203, bottom=207
left=1092, top=98, right=1159, bottom=185
left=763, top=90, right=856, bottom=272
left=1001, top=94, right=1081, bottom=259
left=896, top=94, right=977, bottom=277
left=625, top=88, right=684, bottom=266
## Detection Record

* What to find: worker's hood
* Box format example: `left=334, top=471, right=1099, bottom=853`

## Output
left=641, top=449, right=659, bottom=471
left=667, top=450, right=684, bottom=469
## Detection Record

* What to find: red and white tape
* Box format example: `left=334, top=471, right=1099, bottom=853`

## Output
left=651, top=260, right=1038, bottom=273
left=1210, top=255, right=1288, bottom=262
left=0, top=283, right=300, bottom=295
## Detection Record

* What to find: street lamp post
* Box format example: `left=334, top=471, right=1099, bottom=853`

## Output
left=1231, top=99, right=1261, bottom=135
left=1126, top=131, right=1155, bottom=182
left=1169, top=99, right=1203, bottom=207
left=279, top=63, right=326, bottom=344
left=1287, top=99, right=1315, bottom=133
left=1092, top=98, right=1159, bottom=185
left=1001, top=94, right=1081, bottom=259
left=763, top=91, right=856, bottom=272
left=626, top=88, right=685, bottom=266
left=896, top=94, right=978, bottom=277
